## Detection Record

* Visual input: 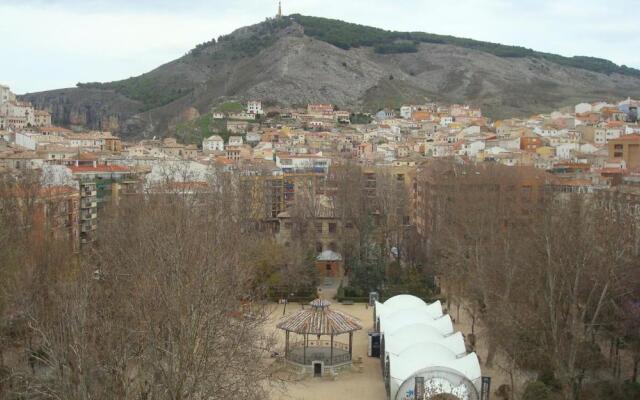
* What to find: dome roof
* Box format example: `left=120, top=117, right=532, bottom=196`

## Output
left=380, top=310, right=454, bottom=335
left=277, top=299, right=362, bottom=335
left=386, top=328, right=466, bottom=357
left=376, top=298, right=443, bottom=320
left=382, top=294, right=427, bottom=309
left=316, top=250, right=342, bottom=261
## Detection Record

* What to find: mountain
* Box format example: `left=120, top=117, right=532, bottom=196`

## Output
left=22, top=14, right=640, bottom=139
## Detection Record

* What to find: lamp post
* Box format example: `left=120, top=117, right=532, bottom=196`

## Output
left=282, top=292, right=294, bottom=316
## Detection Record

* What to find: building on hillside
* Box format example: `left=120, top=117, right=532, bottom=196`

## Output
left=307, top=104, right=334, bottom=115
left=246, top=131, right=262, bottom=145
left=375, top=109, right=396, bottom=121
left=2, top=184, right=80, bottom=249
left=34, top=110, right=52, bottom=127
left=70, top=164, right=146, bottom=245
left=276, top=153, right=331, bottom=173
left=608, top=134, right=640, bottom=170
left=575, top=102, right=593, bottom=114
left=228, top=135, right=244, bottom=146
left=227, top=120, right=249, bottom=133
left=66, top=131, right=121, bottom=152
left=203, top=135, right=224, bottom=152
left=77, top=180, right=98, bottom=245
left=400, top=106, right=413, bottom=119
left=0, top=84, right=15, bottom=104
left=247, top=100, right=263, bottom=115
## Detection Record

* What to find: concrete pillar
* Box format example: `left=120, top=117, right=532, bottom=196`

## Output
left=349, top=332, right=353, bottom=359
left=330, top=334, right=334, bottom=365
left=285, top=331, right=289, bottom=358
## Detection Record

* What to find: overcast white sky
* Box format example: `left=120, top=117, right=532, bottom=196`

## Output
left=1, top=0, right=638, bottom=94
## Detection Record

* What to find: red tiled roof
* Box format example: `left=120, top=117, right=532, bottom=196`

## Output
left=70, top=165, right=129, bottom=173
left=610, top=134, right=640, bottom=142
left=600, top=168, right=627, bottom=175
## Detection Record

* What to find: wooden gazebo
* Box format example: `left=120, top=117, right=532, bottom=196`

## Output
left=277, top=299, right=362, bottom=374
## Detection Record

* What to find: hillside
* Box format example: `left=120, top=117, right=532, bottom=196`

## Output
left=22, top=15, right=640, bottom=139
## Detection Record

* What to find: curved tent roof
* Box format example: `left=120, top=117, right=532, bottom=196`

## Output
left=316, top=250, right=342, bottom=261
left=385, top=328, right=466, bottom=357
left=380, top=310, right=454, bottom=336
left=376, top=299, right=444, bottom=321
left=382, top=294, right=426, bottom=310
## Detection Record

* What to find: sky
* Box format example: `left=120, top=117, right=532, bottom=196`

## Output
left=1, top=0, right=639, bottom=94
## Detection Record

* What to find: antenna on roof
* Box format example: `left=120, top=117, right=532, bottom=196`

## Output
left=277, top=1, right=282, bottom=18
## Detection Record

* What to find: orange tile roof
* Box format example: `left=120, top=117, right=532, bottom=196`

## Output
left=70, top=165, right=129, bottom=173
left=610, top=134, right=640, bottom=142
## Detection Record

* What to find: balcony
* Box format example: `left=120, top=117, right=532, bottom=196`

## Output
left=81, top=222, right=97, bottom=233
left=80, top=198, right=97, bottom=208
left=81, top=212, right=97, bottom=221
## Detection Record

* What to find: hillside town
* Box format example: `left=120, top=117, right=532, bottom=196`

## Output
left=1, top=82, right=640, bottom=247
left=1, top=80, right=640, bottom=400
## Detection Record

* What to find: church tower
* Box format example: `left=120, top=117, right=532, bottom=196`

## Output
left=277, top=1, right=282, bottom=18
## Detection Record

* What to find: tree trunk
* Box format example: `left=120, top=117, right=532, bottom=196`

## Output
left=486, top=338, right=496, bottom=367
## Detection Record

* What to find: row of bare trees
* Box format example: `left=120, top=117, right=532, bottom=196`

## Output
left=420, top=161, right=640, bottom=399
left=0, top=170, right=284, bottom=399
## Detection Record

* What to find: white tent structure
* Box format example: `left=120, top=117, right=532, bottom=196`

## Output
left=390, top=345, right=481, bottom=400
left=385, top=326, right=466, bottom=357
left=375, top=297, right=443, bottom=325
left=380, top=309, right=454, bottom=336
left=373, top=295, right=482, bottom=400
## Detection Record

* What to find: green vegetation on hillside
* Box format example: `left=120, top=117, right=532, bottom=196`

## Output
left=215, top=101, right=244, bottom=113
left=78, top=18, right=293, bottom=110
left=374, top=41, right=418, bottom=54
left=202, top=17, right=293, bottom=59
left=175, top=113, right=230, bottom=145
left=78, top=77, right=193, bottom=111
left=350, top=113, right=373, bottom=124
left=290, top=14, right=640, bottom=77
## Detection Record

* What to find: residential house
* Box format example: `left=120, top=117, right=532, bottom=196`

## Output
left=203, top=135, right=224, bottom=152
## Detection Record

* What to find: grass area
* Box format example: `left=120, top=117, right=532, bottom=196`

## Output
left=174, top=113, right=232, bottom=145
left=215, top=101, right=244, bottom=113
left=291, top=14, right=640, bottom=77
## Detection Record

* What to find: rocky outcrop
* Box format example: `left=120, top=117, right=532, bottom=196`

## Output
left=23, top=88, right=143, bottom=133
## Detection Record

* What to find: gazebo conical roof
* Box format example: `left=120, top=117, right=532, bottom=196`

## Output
left=277, top=299, right=363, bottom=335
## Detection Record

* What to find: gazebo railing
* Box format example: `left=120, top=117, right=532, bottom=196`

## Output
left=287, top=350, right=352, bottom=366
left=290, top=339, right=350, bottom=352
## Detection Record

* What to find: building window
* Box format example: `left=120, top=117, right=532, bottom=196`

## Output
left=614, top=152, right=623, bottom=158
left=316, top=242, right=323, bottom=253
left=345, top=222, right=354, bottom=229
left=326, top=263, right=332, bottom=272
left=328, top=223, right=337, bottom=233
